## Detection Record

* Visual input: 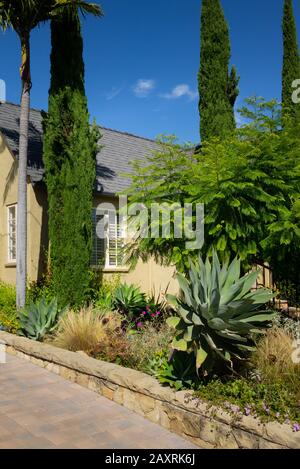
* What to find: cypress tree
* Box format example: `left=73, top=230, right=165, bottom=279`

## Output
left=282, top=0, right=300, bottom=119
left=43, top=11, right=99, bottom=307
left=198, top=0, right=239, bottom=141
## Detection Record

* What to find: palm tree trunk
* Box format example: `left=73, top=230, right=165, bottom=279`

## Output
left=16, top=34, right=31, bottom=309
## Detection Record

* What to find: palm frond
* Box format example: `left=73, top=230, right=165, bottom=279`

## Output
left=49, top=1, right=103, bottom=19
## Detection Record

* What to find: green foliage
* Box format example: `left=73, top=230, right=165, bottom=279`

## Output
left=282, top=0, right=300, bottom=120
left=0, top=283, right=19, bottom=333
left=43, top=11, right=99, bottom=307
left=148, top=350, right=198, bottom=391
left=167, top=252, right=275, bottom=377
left=124, top=323, right=174, bottom=373
left=195, top=378, right=300, bottom=426
left=122, top=135, right=197, bottom=273
left=18, top=298, right=67, bottom=341
left=198, top=0, right=238, bottom=141
left=113, top=284, right=147, bottom=318
left=123, top=98, right=300, bottom=280
left=94, top=275, right=121, bottom=312
left=27, top=276, right=54, bottom=304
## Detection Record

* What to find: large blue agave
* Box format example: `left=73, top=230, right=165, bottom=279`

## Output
left=167, top=252, right=276, bottom=376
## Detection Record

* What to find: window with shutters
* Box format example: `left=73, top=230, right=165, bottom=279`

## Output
left=91, top=208, right=124, bottom=269
left=7, top=205, right=17, bottom=263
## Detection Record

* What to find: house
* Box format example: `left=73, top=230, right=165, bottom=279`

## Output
left=0, top=102, right=178, bottom=295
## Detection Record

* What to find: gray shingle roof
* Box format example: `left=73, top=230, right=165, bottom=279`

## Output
left=0, top=101, right=157, bottom=195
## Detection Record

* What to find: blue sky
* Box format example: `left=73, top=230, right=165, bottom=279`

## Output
left=1, top=0, right=300, bottom=143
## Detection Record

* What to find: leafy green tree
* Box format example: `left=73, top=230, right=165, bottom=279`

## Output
left=282, top=0, right=300, bottom=119
left=43, top=8, right=101, bottom=307
left=0, top=0, right=101, bottom=309
left=122, top=136, right=195, bottom=272
left=198, top=0, right=239, bottom=141
left=123, top=99, right=300, bottom=279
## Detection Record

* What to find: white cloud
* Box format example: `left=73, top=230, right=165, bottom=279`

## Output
left=133, top=79, right=156, bottom=98
left=161, top=84, right=198, bottom=101
left=105, top=86, right=123, bottom=101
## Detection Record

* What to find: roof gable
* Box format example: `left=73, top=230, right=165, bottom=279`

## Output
left=0, top=102, right=157, bottom=194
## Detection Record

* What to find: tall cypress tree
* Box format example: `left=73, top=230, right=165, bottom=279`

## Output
left=282, top=0, right=300, bottom=119
left=43, top=10, right=99, bottom=307
left=198, top=0, right=239, bottom=141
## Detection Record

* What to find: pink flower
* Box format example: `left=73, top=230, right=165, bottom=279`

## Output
left=156, top=311, right=161, bottom=315
left=137, top=322, right=143, bottom=328
left=142, top=311, right=147, bottom=315
left=146, top=306, right=151, bottom=311
left=151, top=314, right=156, bottom=318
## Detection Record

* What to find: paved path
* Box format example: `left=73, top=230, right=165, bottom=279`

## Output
left=0, top=354, right=197, bottom=449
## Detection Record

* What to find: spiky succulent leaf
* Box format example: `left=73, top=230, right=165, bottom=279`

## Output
left=169, top=251, right=275, bottom=376
left=18, top=298, right=66, bottom=341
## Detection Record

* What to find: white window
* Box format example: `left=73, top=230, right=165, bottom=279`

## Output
left=91, top=208, right=124, bottom=269
left=7, top=205, right=17, bottom=263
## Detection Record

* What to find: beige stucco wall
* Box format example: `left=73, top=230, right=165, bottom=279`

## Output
left=0, top=133, right=48, bottom=287
left=0, top=133, right=19, bottom=285
left=93, top=194, right=178, bottom=295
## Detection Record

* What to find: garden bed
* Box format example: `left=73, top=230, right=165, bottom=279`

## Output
left=1, top=331, right=299, bottom=449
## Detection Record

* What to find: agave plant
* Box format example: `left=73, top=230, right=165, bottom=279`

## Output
left=113, top=284, right=147, bottom=318
left=18, top=298, right=67, bottom=341
left=167, top=252, right=276, bottom=376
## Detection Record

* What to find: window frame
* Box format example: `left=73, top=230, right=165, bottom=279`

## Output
left=91, top=208, right=124, bottom=270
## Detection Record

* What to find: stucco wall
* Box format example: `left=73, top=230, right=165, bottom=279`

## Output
left=93, top=194, right=178, bottom=295
left=0, top=134, right=48, bottom=286
left=0, top=133, right=19, bottom=285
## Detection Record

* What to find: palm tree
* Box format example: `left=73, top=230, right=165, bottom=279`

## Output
left=0, top=1, right=102, bottom=308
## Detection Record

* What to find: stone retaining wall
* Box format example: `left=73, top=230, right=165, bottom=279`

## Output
left=0, top=331, right=299, bottom=449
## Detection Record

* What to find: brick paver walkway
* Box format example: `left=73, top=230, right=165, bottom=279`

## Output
left=0, top=354, right=198, bottom=449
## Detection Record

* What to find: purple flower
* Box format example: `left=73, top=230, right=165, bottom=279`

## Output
left=137, top=322, right=143, bottom=328
left=245, top=406, right=251, bottom=416
left=293, top=423, right=300, bottom=432
left=230, top=405, right=240, bottom=414
left=142, top=311, right=147, bottom=315
left=156, top=311, right=161, bottom=316
left=262, top=403, right=270, bottom=415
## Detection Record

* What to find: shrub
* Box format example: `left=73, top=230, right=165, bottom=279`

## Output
left=148, top=350, right=199, bottom=391
left=132, top=289, right=171, bottom=330
left=54, top=307, right=121, bottom=353
left=250, top=327, right=300, bottom=390
left=194, top=377, right=300, bottom=427
left=27, top=276, right=54, bottom=304
left=18, top=298, right=66, bottom=341
left=91, top=322, right=174, bottom=371
left=94, top=275, right=121, bottom=312
left=126, top=323, right=174, bottom=371
left=0, top=283, right=19, bottom=333
left=91, top=328, right=132, bottom=365
left=167, top=251, right=276, bottom=377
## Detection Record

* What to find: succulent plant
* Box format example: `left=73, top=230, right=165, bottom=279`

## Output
left=167, top=252, right=276, bottom=376
left=18, top=298, right=67, bottom=341
left=113, top=284, right=147, bottom=317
